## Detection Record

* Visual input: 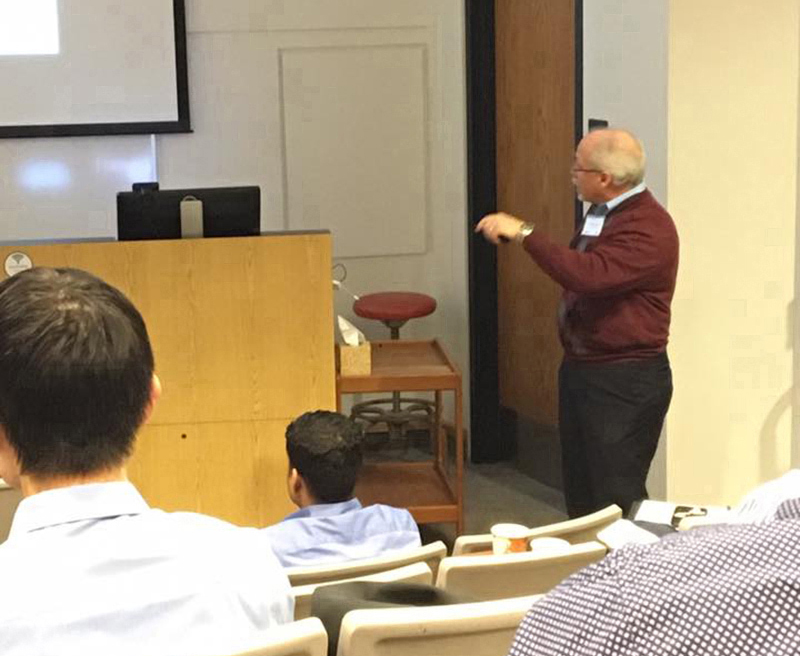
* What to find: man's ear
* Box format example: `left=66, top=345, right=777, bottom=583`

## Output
left=141, top=374, right=162, bottom=425
left=287, top=468, right=305, bottom=506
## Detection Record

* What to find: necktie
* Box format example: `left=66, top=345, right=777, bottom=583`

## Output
left=559, top=204, right=609, bottom=352
left=575, top=203, right=608, bottom=252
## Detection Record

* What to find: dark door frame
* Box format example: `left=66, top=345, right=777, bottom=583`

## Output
left=466, top=0, right=584, bottom=462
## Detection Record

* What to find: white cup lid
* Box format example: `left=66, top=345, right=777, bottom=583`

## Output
left=490, top=523, right=529, bottom=539
left=529, top=536, right=571, bottom=552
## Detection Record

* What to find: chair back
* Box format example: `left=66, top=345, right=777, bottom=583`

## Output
left=336, top=594, right=541, bottom=656
left=287, top=541, right=447, bottom=587
left=293, top=562, right=433, bottom=620
left=436, top=541, right=607, bottom=600
left=213, top=618, right=327, bottom=656
left=452, top=504, right=623, bottom=555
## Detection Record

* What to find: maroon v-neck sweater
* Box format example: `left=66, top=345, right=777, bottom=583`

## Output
left=522, top=190, right=679, bottom=362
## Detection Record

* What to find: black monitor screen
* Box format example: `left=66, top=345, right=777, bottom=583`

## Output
left=116, top=186, right=260, bottom=241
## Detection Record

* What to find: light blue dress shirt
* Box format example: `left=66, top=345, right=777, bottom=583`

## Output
left=0, top=482, right=293, bottom=656
left=262, top=498, right=421, bottom=568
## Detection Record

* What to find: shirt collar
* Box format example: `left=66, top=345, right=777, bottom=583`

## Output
left=283, top=498, right=362, bottom=521
left=605, top=181, right=646, bottom=213
left=8, top=481, right=149, bottom=539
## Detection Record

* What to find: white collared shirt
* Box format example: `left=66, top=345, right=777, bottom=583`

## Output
left=0, top=482, right=293, bottom=656
left=605, top=181, right=646, bottom=213
left=730, top=469, right=800, bottom=524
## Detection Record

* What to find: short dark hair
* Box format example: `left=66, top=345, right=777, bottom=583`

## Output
left=285, top=411, right=363, bottom=503
left=0, top=267, right=154, bottom=477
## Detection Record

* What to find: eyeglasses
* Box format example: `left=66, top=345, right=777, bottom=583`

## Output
left=571, top=167, right=603, bottom=174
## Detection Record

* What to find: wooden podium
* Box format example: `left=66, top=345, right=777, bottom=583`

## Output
left=0, top=233, right=336, bottom=526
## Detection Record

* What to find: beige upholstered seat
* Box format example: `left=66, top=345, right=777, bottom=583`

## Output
left=292, top=562, right=433, bottom=620
left=212, top=618, right=327, bottom=656
left=435, top=541, right=607, bottom=600
left=336, top=593, right=541, bottom=656
left=286, top=541, right=447, bottom=587
left=452, top=504, right=623, bottom=555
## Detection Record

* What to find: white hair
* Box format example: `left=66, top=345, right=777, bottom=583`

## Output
left=586, top=129, right=646, bottom=187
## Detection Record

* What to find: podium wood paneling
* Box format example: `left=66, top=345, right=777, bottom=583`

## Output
left=0, top=233, right=335, bottom=525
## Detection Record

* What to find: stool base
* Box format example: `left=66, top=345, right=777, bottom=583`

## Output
left=351, top=397, right=436, bottom=448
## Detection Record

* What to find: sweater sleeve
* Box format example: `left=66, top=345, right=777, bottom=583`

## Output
left=522, top=214, right=675, bottom=296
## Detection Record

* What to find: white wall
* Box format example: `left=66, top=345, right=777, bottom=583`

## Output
left=0, top=1, right=470, bottom=423
left=583, top=0, right=669, bottom=202
left=668, top=0, right=799, bottom=504
left=582, top=0, right=670, bottom=498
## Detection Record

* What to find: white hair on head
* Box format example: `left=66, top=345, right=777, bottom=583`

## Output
left=586, top=129, right=646, bottom=187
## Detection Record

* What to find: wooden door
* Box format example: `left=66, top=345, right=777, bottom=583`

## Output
left=495, top=0, right=578, bottom=487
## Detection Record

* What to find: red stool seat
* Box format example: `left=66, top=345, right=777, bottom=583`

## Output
left=354, top=292, right=436, bottom=323
left=349, top=291, right=438, bottom=446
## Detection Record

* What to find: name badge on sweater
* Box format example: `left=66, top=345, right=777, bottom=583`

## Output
left=581, top=215, right=605, bottom=237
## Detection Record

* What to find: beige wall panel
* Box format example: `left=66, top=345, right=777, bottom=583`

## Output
left=157, top=32, right=285, bottom=231
left=281, top=42, right=427, bottom=257
left=188, top=0, right=453, bottom=32
left=668, top=0, right=798, bottom=504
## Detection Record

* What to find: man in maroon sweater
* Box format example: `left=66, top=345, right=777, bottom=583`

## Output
left=476, top=128, right=679, bottom=517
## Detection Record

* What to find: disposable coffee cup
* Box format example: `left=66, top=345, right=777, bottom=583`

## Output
left=528, top=536, right=571, bottom=554
left=490, top=523, right=530, bottom=554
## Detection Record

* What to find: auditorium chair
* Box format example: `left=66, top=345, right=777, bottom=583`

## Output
left=286, top=541, right=447, bottom=587
left=215, top=618, right=327, bottom=656
left=292, top=562, right=433, bottom=620
left=336, top=594, right=542, bottom=656
left=452, top=504, right=623, bottom=555
left=435, top=541, right=607, bottom=600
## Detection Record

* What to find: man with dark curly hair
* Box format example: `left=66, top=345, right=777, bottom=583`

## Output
left=263, top=410, right=421, bottom=567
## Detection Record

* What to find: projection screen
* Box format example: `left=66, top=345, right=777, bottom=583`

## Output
left=0, top=0, right=189, bottom=138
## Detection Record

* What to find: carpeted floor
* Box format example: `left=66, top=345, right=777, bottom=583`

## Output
left=363, top=430, right=567, bottom=550
left=418, top=460, right=567, bottom=549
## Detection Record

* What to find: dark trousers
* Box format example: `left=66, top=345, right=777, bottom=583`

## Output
left=558, top=353, right=673, bottom=518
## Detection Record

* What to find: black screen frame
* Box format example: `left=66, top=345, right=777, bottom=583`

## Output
left=116, top=186, right=261, bottom=241
left=0, top=0, right=191, bottom=139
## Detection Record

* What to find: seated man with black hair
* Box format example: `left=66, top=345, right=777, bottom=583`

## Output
left=263, top=410, right=421, bottom=567
left=0, top=267, right=293, bottom=656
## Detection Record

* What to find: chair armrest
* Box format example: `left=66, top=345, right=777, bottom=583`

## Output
left=452, top=533, right=494, bottom=555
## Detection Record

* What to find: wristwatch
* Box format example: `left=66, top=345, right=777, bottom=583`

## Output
left=515, top=222, right=535, bottom=243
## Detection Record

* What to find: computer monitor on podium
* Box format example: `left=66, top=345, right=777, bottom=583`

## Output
left=116, top=185, right=260, bottom=241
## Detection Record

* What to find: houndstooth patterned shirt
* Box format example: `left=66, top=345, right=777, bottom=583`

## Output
left=508, top=498, right=800, bottom=656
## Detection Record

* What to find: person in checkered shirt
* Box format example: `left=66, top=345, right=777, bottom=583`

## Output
left=508, top=496, right=800, bottom=656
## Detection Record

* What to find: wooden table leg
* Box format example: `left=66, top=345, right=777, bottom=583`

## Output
left=434, top=390, right=442, bottom=468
